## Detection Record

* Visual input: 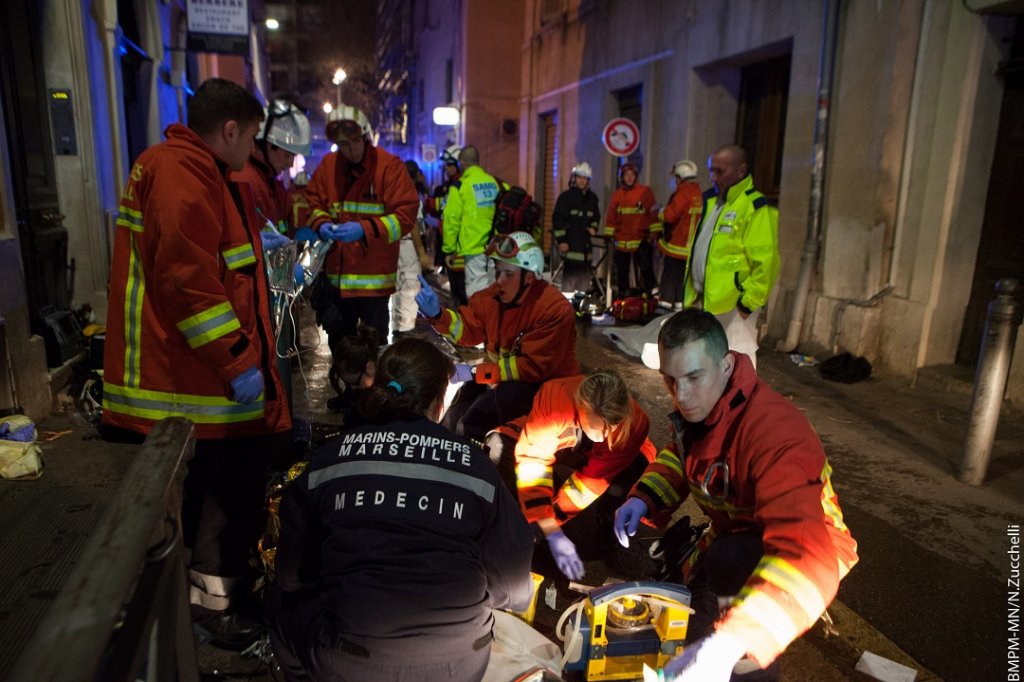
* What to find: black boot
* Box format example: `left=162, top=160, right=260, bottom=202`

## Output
left=194, top=608, right=265, bottom=651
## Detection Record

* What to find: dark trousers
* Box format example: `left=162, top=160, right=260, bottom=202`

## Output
left=685, top=530, right=780, bottom=681
left=561, top=262, right=593, bottom=293
left=659, top=256, right=688, bottom=304
left=319, top=294, right=390, bottom=350
left=266, top=586, right=491, bottom=682
left=448, top=268, right=469, bottom=307
left=182, top=434, right=283, bottom=579
left=443, top=381, right=541, bottom=443
left=614, top=244, right=656, bottom=295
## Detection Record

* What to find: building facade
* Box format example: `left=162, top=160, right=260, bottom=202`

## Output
left=0, top=0, right=270, bottom=419
left=513, top=0, right=1023, bottom=401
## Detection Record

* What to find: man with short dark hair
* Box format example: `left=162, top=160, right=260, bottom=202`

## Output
left=614, top=309, right=858, bottom=681
left=103, top=77, right=291, bottom=647
left=683, top=144, right=779, bottom=368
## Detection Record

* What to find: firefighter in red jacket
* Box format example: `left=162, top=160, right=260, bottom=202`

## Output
left=102, top=79, right=290, bottom=648
left=614, top=309, right=858, bottom=681
left=415, top=231, right=580, bottom=442
left=603, top=162, right=659, bottom=295
left=232, top=100, right=312, bottom=417
left=232, top=99, right=311, bottom=233
left=489, top=370, right=655, bottom=580
left=657, top=159, right=703, bottom=311
left=306, top=105, right=419, bottom=345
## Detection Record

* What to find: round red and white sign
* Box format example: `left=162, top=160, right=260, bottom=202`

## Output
left=602, top=118, right=640, bottom=157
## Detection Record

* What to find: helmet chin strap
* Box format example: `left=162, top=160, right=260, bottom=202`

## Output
left=509, top=269, right=531, bottom=305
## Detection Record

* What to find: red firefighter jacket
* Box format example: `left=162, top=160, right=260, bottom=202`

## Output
left=629, top=353, right=858, bottom=667
left=603, top=183, right=658, bottom=252
left=232, top=155, right=289, bottom=231
left=102, top=124, right=290, bottom=439
left=288, top=186, right=312, bottom=231
left=429, top=280, right=579, bottom=384
left=496, top=375, right=656, bottom=526
left=307, top=146, right=419, bottom=297
left=657, top=180, right=702, bottom=260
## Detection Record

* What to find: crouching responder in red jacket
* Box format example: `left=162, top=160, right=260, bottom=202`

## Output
left=614, top=309, right=858, bottom=681
left=416, top=231, right=579, bottom=443
left=487, top=370, right=655, bottom=581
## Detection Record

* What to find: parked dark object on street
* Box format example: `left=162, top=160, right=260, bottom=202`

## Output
left=819, top=352, right=872, bottom=384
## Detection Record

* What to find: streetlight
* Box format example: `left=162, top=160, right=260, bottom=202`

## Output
left=265, top=17, right=279, bottom=30
left=323, top=102, right=333, bottom=114
left=331, top=67, right=347, bottom=108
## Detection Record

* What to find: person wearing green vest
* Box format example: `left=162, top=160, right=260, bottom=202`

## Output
left=442, top=145, right=501, bottom=298
left=683, top=145, right=780, bottom=369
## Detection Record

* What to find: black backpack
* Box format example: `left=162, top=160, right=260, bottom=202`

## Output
left=492, top=182, right=542, bottom=239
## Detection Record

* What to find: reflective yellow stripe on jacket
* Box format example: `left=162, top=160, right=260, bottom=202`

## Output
left=499, top=354, right=519, bottom=381
left=175, top=301, right=241, bottom=349
left=116, top=205, right=144, bottom=232
left=440, top=308, right=465, bottom=344
left=123, top=236, right=146, bottom=388
left=326, top=273, right=398, bottom=291
left=222, top=243, right=256, bottom=270
left=103, top=383, right=264, bottom=424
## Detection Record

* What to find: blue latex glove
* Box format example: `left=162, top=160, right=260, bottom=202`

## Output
left=294, top=226, right=318, bottom=243
left=260, top=229, right=290, bottom=250
left=229, top=366, right=264, bottom=404
left=614, top=497, right=649, bottom=548
left=320, top=221, right=363, bottom=242
left=659, top=631, right=746, bottom=682
left=424, top=214, right=440, bottom=229
left=450, top=363, right=474, bottom=384
left=318, top=223, right=339, bottom=241
left=546, top=531, right=584, bottom=581
left=294, top=263, right=306, bottom=287
left=416, top=274, right=441, bottom=318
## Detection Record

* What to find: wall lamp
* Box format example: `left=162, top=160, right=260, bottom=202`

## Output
left=432, top=106, right=460, bottom=126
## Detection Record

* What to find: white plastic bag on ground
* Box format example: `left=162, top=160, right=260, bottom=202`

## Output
left=483, top=609, right=564, bottom=681
left=602, top=313, right=674, bottom=370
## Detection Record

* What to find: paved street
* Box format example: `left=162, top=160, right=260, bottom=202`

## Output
left=1, top=294, right=1021, bottom=680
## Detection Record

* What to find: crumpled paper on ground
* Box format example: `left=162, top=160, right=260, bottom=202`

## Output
left=854, top=651, right=917, bottom=682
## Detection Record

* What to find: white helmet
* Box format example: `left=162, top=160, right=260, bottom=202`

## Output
left=327, top=105, right=373, bottom=140
left=488, top=231, right=544, bottom=276
left=441, top=144, right=462, bottom=167
left=257, top=100, right=311, bottom=156
left=571, top=161, right=593, bottom=179
left=671, top=159, right=698, bottom=180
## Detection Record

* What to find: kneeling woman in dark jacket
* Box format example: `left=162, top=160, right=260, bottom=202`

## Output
left=268, top=337, right=535, bottom=682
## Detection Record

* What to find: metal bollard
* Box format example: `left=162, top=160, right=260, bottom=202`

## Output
left=960, top=278, right=1023, bottom=485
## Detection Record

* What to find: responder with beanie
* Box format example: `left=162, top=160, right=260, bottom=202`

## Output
left=604, top=162, right=659, bottom=296
left=552, top=161, right=601, bottom=295
left=416, top=231, right=580, bottom=442
left=306, top=105, right=419, bottom=346
left=268, top=337, right=534, bottom=681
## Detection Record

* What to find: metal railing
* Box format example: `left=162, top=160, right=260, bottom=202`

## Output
left=8, top=418, right=200, bottom=682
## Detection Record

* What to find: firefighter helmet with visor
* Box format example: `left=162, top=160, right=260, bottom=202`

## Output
left=485, top=231, right=544, bottom=276
left=257, top=99, right=311, bottom=156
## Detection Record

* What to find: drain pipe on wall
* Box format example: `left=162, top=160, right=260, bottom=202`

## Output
left=778, top=0, right=841, bottom=353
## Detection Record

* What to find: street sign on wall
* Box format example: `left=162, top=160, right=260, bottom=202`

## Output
left=421, top=143, right=437, bottom=163
left=186, top=0, right=250, bottom=56
left=602, top=117, right=640, bottom=157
